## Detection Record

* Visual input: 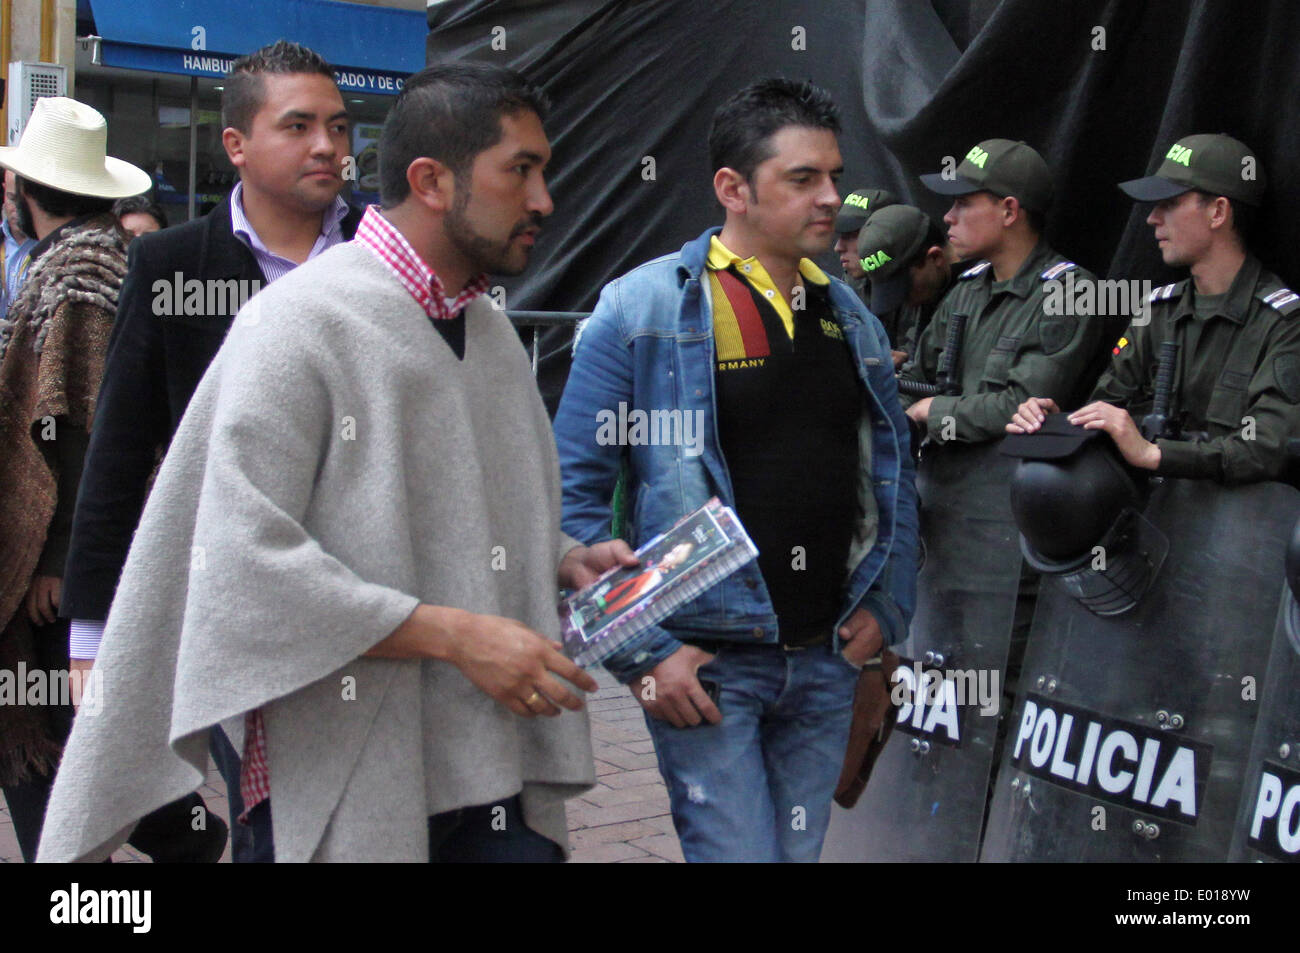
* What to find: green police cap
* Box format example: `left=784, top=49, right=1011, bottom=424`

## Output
left=1118, top=134, right=1266, bottom=207
left=833, top=186, right=900, bottom=234
left=920, top=138, right=1054, bottom=212
left=856, top=204, right=934, bottom=315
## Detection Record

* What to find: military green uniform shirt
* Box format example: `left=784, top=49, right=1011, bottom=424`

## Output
left=900, top=241, right=1105, bottom=443
left=1091, top=254, right=1300, bottom=484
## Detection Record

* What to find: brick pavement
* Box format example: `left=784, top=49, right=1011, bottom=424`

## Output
left=0, top=666, right=680, bottom=864
left=566, top=667, right=683, bottom=863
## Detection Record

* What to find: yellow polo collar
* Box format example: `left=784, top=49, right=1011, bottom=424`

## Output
left=706, top=236, right=829, bottom=337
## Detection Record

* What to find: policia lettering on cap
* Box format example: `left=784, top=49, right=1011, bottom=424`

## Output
left=832, top=188, right=897, bottom=295
left=1009, top=133, right=1300, bottom=486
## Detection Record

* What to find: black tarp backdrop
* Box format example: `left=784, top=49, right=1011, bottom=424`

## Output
left=426, top=0, right=1300, bottom=410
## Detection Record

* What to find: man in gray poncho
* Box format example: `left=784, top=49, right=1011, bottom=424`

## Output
left=39, top=63, right=635, bottom=862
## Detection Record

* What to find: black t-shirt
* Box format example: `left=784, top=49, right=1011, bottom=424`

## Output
left=714, top=271, right=862, bottom=643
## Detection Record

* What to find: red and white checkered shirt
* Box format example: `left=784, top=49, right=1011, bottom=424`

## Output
left=239, top=710, right=270, bottom=824
left=354, top=203, right=490, bottom=320
left=238, top=205, right=490, bottom=823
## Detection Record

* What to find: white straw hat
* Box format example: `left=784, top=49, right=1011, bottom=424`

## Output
left=0, top=96, right=151, bottom=199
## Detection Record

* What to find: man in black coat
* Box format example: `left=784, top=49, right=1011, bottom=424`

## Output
left=62, top=41, right=363, bottom=862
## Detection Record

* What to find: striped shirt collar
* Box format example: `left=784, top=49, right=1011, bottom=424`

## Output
left=705, top=234, right=828, bottom=339
left=706, top=235, right=831, bottom=286
left=352, top=205, right=488, bottom=320
left=229, top=181, right=349, bottom=282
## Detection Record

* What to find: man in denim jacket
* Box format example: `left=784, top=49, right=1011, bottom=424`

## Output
left=554, top=80, right=918, bottom=862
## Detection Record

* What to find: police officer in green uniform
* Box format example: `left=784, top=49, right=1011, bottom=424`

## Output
left=821, top=143, right=1097, bottom=860
left=854, top=203, right=961, bottom=368
left=1009, top=133, right=1300, bottom=485
left=897, top=141, right=1106, bottom=809
left=900, top=139, right=1106, bottom=440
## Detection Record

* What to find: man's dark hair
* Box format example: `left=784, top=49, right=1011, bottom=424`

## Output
left=222, top=40, right=336, bottom=133
left=112, top=194, right=168, bottom=230
left=708, top=78, right=840, bottom=183
left=906, top=218, right=949, bottom=269
left=1194, top=190, right=1256, bottom=246
left=378, top=62, right=549, bottom=207
left=16, top=176, right=114, bottom=220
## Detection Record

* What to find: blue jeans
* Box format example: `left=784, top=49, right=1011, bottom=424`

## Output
left=209, top=726, right=258, bottom=862
left=644, top=643, right=859, bottom=862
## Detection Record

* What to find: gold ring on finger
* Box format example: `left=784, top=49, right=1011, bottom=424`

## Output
left=524, top=690, right=542, bottom=707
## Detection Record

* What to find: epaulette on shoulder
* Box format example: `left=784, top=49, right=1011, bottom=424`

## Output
left=1148, top=281, right=1185, bottom=303
left=1040, top=260, right=1078, bottom=281
left=1259, top=286, right=1300, bottom=317
left=959, top=261, right=991, bottom=279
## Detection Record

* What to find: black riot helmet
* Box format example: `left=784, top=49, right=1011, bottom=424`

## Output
left=1009, top=437, right=1140, bottom=561
left=1004, top=421, right=1161, bottom=617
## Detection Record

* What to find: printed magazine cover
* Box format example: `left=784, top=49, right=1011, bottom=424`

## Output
left=560, top=498, right=758, bottom=667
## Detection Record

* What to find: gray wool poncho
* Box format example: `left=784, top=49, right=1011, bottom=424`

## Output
left=38, top=241, right=595, bottom=862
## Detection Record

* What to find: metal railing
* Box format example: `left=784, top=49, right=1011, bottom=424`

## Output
left=507, top=310, right=589, bottom=375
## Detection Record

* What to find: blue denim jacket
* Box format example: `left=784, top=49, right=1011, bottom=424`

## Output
left=555, top=227, right=918, bottom=683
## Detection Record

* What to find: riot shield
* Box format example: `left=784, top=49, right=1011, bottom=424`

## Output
left=981, top=479, right=1300, bottom=862
left=1229, top=517, right=1300, bottom=862
left=822, top=441, right=1022, bottom=862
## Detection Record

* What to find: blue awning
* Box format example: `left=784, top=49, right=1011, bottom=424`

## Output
left=86, top=0, right=425, bottom=95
